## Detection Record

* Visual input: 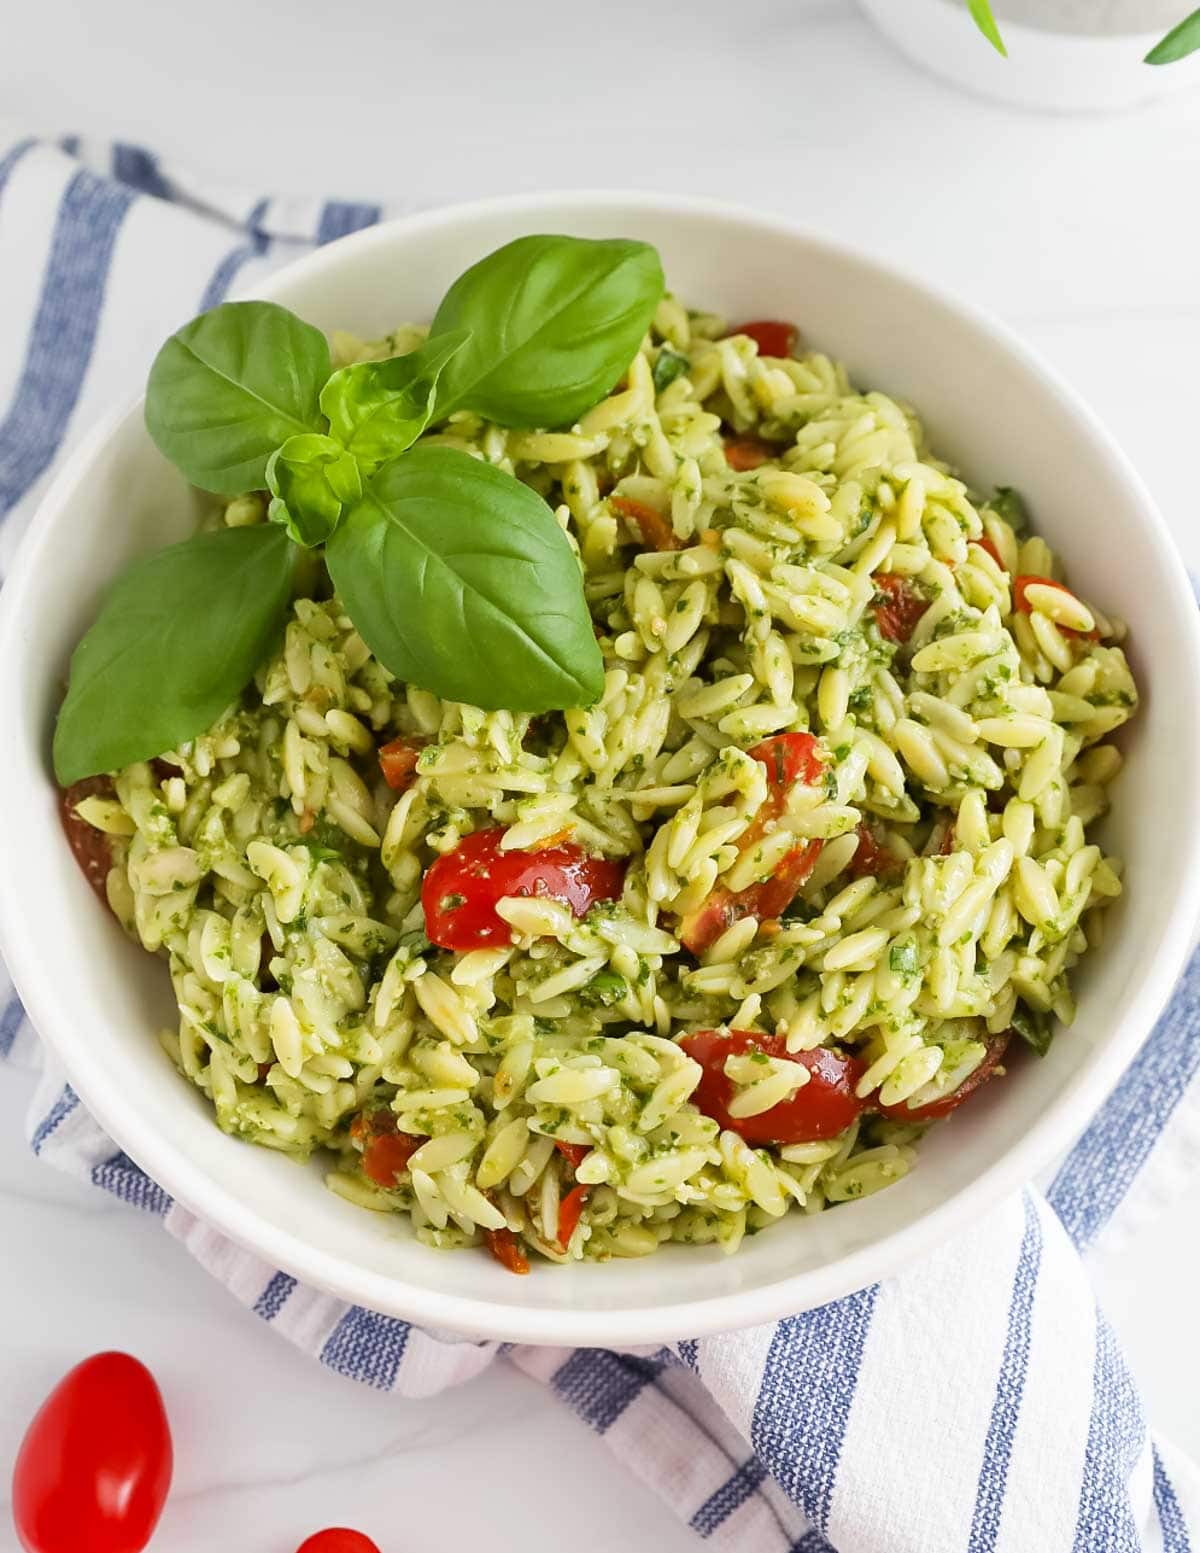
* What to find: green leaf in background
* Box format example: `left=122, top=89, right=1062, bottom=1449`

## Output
left=144, top=301, right=330, bottom=495
left=53, top=524, right=296, bottom=783
left=326, top=445, right=604, bottom=711
left=266, top=433, right=360, bottom=547
left=1146, top=7, right=1200, bottom=63
left=428, top=234, right=665, bottom=428
left=966, top=0, right=1007, bottom=57
left=320, top=330, right=471, bottom=472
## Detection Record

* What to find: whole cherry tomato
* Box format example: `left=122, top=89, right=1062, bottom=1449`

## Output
left=680, top=1030, right=866, bottom=1144
left=295, top=1532, right=382, bottom=1553
left=877, top=1032, right=1011, bottom=1121
left=12, top=1352, right=172, bottom=1553
left=422, top=827, right=625, bottom=950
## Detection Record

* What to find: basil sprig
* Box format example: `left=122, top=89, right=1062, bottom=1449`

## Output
left=965, top=0, right=1200, bottom=65
left=55, top=234, right=661, bottom=782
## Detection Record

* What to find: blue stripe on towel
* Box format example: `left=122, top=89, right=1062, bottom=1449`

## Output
left=253, top=1270, right=298, bottom=1322
left=967, top=1193, right=1044, bottom=1552
left=1154, top=1446, right=1193, bottom=1552
left=316, top=200, right=381, bottom=245
left=31, top=1085, right=80, bottom=1154
left=0, top=137, right=36, bottom=196
left=319, top=1305, right=411, bottom=1390
left=552, top=1348, right=667, bottom=1433
left=111, top=143, right=173, bottom=201
left=751, top=1283, right=880, bottom=1533
left=1050, top=943, right=1200, bottom=1251
left=199, top=195, right=270, bottom=312
left=1072, top=1313, right=1146, bottom=1552
left=0, top=168, right=134, bottom=517
left=690, top=1456, right=767, bottom=1538
left=0, top=995, right=25, bottom=1058
left=91, top=1150, right=171, bottom=1214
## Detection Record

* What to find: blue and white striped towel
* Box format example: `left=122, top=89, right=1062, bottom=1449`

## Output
left=2, top=134, right=1199, bottom=1553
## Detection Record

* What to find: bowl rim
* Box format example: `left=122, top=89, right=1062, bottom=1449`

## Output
left=3, top=188, right=1200, bottom=1345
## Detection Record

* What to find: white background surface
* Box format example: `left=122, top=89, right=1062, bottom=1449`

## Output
left=3, top=1, right=1200, bottom=1547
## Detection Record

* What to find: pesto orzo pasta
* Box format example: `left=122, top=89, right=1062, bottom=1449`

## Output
left=60, top=297, right=1138, bottom=1272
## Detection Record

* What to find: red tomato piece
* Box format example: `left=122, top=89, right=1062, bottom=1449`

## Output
left=295, top=1532, right=382, bottom=1553
left=422, top=828, right=626, bottom=951
left=872, top=574, right=930, bottom=643
left=59, top=778, right=117, bottom=907
left=557, top=1184, right=589, bottom=1249
left=554, top=1140, right=591, bottom=1171
left=971, top=535, right=1005, bottom=570
left=485, top=1226, right=531, bottom=1275
left=1011, top=575, right=1099, bottom=640
left=361, top=1131, right=421, bottom=1188
left=724, top=437, right=775, bottom=472
left=680, top=1030, right=865, bottom=1144
left=728, top=319, right=799, bottom=358
left=848, top=822, right=902, bottom=880
left=748, top=731, right=823, bottom=791
left=937, top=822, right=958, bottom=856
left=13, top=1352, right=172, bottom=1553
left=378, top=736, right=424, bottom=792
left=611, top=496, right=680, bottom=551
left=877, top=1031, right=1010, bottom=1121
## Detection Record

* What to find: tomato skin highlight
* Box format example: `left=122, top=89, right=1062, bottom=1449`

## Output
left=680, top=1030, right=866, bottom=1144
left=378, top=737, right=424, bottom=791
left=729, top=319, right=799, bottom=358
left=13, top=1352, right=172, bottom=1553
left=59, top=778, right=116, bottom=906
left=611, top=495, right=680, bottom=551
left=877, top=1032, right=1011, bottom=1121
left=295, top=1532, right=382, bottom=1553
left=873, top=574, right=930, bottom=643
left=485, top=1226, right=530, bottom=1275
left=1011, top=575, right=1099, bottom=640
left=724, top=437, right=775, bottom=471
left=422, top=828, right=625, bottom=951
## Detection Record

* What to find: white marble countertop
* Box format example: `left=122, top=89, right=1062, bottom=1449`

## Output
left=3, top=1, right=1200, bottom=1546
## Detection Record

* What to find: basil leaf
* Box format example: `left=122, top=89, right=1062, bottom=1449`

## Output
left=967, top=0, right=1006, bottom=55
left=1146, top=7, right=1200, bottom=63
left=987, top=487, right=1028, bottom=530
left=53, top=524, right=295, bottom=783
left=320, top=330, right=470, bottom=473
left=326, top=446, right=604, bottom=711
left=266, top=433, right=360, bottom=547
left=145, top=301, right=330, bottom=495
left=429, top=235, right=665, bottom=428
left=1011, top=1004, right=1054, bottom=1058
left=652, top=347, right=689, bottom=394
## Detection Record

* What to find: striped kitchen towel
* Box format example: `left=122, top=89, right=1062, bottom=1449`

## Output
left=2, top=134, right=1199, bottom=1553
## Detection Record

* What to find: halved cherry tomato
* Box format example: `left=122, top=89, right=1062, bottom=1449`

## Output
left=970, top=535, right=1005, bottom=570
left=1012, top=575, right=1099, bottom=640
left=749, top=731, right=824, bottom=791
left=611, top=496, right=680, bottom=551
left=877, top=1031, right=1010, bottom=1121
left=724, top=437, right=775, bottom=472
left=59, top=778, right=116, bottom=906
left=554, top=1140, right=591, bottom=1171
left=422, top=828, right=625, bottom=950
left=378, top=736, right=424, bottom=791
left=848, top=822, right=902, bottom=880
left=557, top=1184, right=589, bottom=1249
left=295, top=1532, right=382, bottom=1553
left=485, top=1226, right=530, bottom=1275
left=872, top=574, right=930, bottom=643
left=728, top=319, right=799, bottom=358
left=680, top=1030, right=865, bottom=1144
left=13, top=1352, right=172, bottom=1553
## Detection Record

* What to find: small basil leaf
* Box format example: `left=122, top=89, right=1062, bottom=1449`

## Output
left=1011, top=1004, right=1053, bottom=1058
left=967, top=0, right=1007, bottom=55
left=1146, top=7, right=1200, bottom=63
left=320, top=330, right=470, bottom=472
left=429, top=234, right=665, bottom=428
left=53, top=524, right=295, bottom=784
left=145, top=301, right=330, bottom=495
left=266, top=434, right=359, bottom=547
left=652, top=347, right=689, bottom=394
left=326, top=445, right=604, bottom=711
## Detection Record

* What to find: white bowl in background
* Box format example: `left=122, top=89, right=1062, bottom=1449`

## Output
left=1, top=193, right=1198, bottom=1346
left=860, top=0, right=1200, bottom=113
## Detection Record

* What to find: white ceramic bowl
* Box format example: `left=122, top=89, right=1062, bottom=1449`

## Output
left=2, top=193, right=1198, bottom=1346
